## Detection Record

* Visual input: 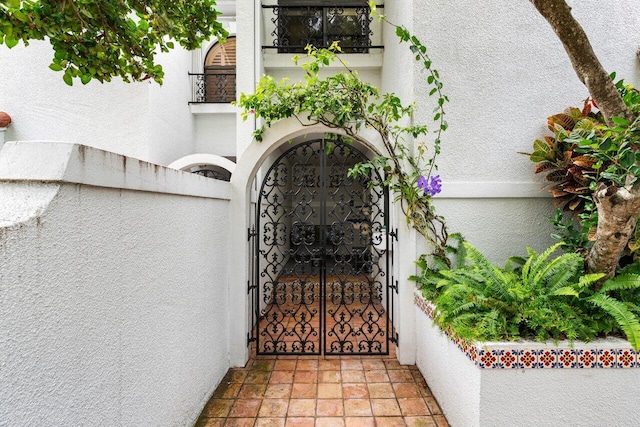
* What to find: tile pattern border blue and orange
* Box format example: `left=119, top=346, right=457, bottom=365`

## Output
left=414, top=291, right=639, bottom=369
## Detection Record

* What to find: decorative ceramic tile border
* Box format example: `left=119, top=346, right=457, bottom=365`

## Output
left=414, top=291, right=639, bottom=369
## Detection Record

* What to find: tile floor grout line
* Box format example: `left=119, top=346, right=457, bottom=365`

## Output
left=196, top=348, right=447, bottom=427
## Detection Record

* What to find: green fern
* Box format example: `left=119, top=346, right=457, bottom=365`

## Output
left=414, top=240, right=640, bottom=349
left=587, top=293, right=640, bottom=350
left=600, top=274, right=640, bottom=293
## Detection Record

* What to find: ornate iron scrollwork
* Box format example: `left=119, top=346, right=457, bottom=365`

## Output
left=268, top=5, right=373, bottom=53
left=188, top=71, right=236, bottom=103
left=254, top=139, right=391, bottom=355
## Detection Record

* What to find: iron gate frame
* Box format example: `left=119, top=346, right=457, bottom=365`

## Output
left=249, top=138, right=395, bottom=356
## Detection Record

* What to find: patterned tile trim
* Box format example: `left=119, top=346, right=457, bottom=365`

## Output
left=414, top=291, right=639, bottom=369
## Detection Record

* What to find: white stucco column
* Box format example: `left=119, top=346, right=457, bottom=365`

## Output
left=394, top=218, right=419, bottom=365
left=228, top=178, right=251, bottom=367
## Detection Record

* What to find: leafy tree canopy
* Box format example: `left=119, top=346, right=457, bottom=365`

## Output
left=0, top=0, right=227, bottom=85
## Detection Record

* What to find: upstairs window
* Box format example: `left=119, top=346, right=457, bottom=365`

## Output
left=202, top=37, right=236, bottom=103
left=272, top=1, right=372, bottom=53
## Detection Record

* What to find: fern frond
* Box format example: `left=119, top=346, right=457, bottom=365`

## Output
left=521, top=247, right=538, bottom=282
left=528, top=242, right=565, bottom=280
left=600, top=274, right=640, bottom=293
left=577, top=273, right=606, bottom=289
left=477, top=295, right=518, bottom=315
left=587, top=294, right=640, bottom=350
left=625, top=302, right=640, bottom=316
left=446, top=232, right=467, bottom=268
left=463, top=243, right=495, bottom=272
left=463, top=243, right=514, bottom=300
left=552, top=286, right=579, bottom=297
left=504, top=256, right=526, bottom=272
left=619, top=263, right=640, bottom=276
left=449, top=300, right=482, bottom=317
left=533, top=252, right=582, bottom=291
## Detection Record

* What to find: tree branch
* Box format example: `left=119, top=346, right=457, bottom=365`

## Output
left=529, top=0, right=636, bottom=125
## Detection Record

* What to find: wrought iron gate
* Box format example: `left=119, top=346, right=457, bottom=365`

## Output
left=250, top=138, right=394, bottom=355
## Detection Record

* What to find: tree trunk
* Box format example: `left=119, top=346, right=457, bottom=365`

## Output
left=587, top=184, right=640, bottom=280
left=530, top=0, right=640, bottom=278
left=528, top=0, right=634, bottom=126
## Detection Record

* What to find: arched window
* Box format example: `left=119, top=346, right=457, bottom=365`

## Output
left=204, top=37, right=236, bottom=103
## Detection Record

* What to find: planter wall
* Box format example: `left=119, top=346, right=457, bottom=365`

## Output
left=414, top=291, right=640, bottom=427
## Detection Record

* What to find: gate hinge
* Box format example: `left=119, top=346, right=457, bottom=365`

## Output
left=248, top=226, right=257, bottom=241
left=390, top=279, right=399, bottom=294
left=248, top=226, right=257, bottom=240
left=248, top=280, right=258, bottom=294
left=391, top=332, right=399, bottom=345
left=388, top=228, right=398, bottom=241
left=247, top=333, right=256, bottom=346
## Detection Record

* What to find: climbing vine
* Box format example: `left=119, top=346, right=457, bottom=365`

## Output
left=237, top=10, right=451, bottom=260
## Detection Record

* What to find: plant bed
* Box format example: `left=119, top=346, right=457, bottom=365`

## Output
left=414, top=291, right=640, bottom=427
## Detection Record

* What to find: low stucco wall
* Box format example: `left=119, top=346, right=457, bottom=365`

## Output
left=0, top=142, right=231, bottom=426
left=415, top=292, right=640, bottom=427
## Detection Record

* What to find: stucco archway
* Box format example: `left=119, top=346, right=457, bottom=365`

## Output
left=227, top=118, right=418, bottom=366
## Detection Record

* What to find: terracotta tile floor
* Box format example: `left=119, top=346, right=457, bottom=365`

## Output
left=195, top=346, right=449, bottom=427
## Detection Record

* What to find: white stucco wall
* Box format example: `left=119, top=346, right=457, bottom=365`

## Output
left=415, top=294, right=640, bottom=427
left=377, top=0, right=640, bottom=263
left=0, top=35, right=237, bottom=167
left=412, top=0, right=640, bottom=184
left=147, top=48, right=200, bottom=166
left=0, top=142, right=231, bottom=426
left=0, top=41, right=150, bottom=161
left=194, top=114, right=238, bottom=157
left=415, top=299, right=481, bottom=427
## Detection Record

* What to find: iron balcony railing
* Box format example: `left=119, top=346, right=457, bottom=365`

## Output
left=188, top=69, right=236, bottom=104
left=262, top=4, right=384, bottom=53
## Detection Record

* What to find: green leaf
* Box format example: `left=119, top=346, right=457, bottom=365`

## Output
left=621, top=150, right=635, bottom=168
left=611, top=116, right=630, bottom=127
left=63, top=71, right=73, bottom=86
left=11, top=10, right=29, bottom=22
left=49, top=63, right=63, bottom=72
left=5, top=34, right=18, bottom=48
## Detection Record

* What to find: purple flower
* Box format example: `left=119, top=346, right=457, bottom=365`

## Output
left=416, top=175, right=428, bottom=191
left=416, top=174, right=442, bottom=196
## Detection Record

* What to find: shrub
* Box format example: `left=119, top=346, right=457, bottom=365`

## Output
left=413, top=241, right=640, bottom=349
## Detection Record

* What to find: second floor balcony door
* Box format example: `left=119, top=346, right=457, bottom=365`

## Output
left=274, top=0, right=372, bottom=53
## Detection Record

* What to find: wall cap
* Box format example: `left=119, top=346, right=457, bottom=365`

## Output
left=0, top=141, right=231, bottom=200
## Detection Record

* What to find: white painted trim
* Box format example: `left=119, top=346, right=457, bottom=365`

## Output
left=435, top=182, right=550, bottom=199
left=168, top=153, right=236, bottom=174
left=263, top=53, right=383, bottom=71
left=0, top=141, right=231, bottom=200
left=189, top=104, right=237, bottom=115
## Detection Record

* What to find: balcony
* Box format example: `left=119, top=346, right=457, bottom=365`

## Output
left=262, top=3, right=383, bottom=53
left=189, top=69, right=236, bottom=104
left=261, top=3, right=384, bottom=69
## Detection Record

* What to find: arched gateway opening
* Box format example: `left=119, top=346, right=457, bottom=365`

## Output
left=248, top=138, right=396, bottom=356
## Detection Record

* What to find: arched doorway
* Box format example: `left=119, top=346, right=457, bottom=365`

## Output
left=249, top=138, right=396, bottom=356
